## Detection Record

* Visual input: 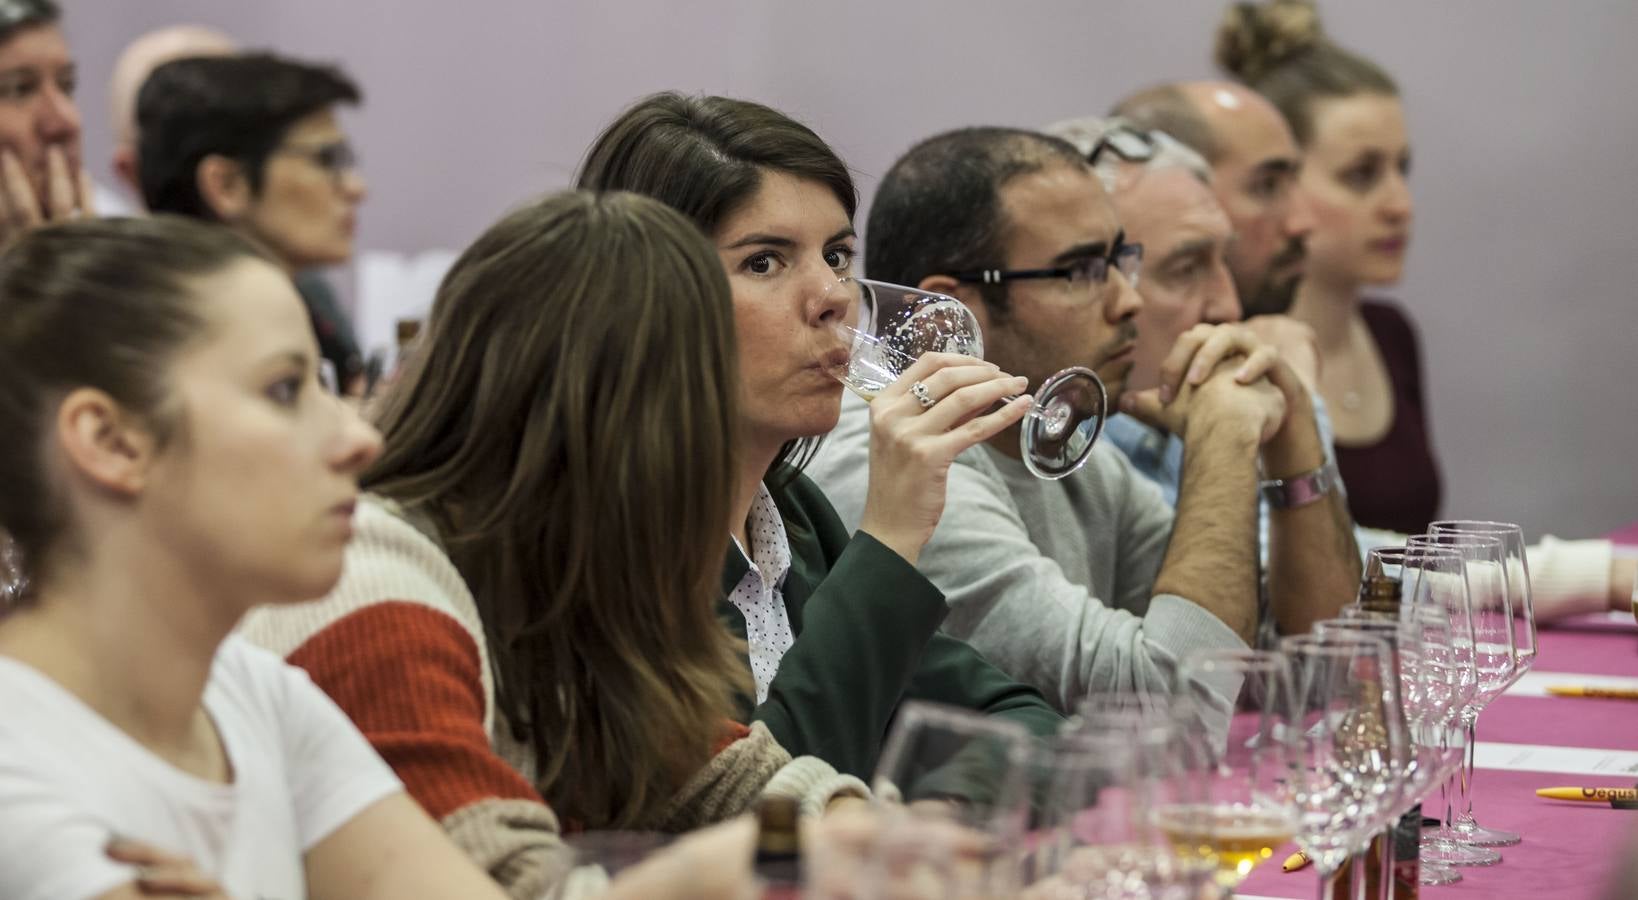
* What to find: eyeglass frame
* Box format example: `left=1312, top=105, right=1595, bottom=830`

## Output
left=1085, top=120, right=1160, bottom=168
left=269, top=139, right=360, bottom=186
left=951, top=230, right=1144, bottom=291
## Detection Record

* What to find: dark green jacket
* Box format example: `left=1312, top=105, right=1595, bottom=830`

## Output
left=719, top=472, right=1063, bottom=779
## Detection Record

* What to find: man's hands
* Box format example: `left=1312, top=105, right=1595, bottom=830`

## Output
left=2, top=145, right=96, bottom=247
left=1120, top=323, right=1290, bottom=447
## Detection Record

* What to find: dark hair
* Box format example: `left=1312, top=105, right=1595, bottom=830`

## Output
left=865, top=127, right=1086, bottom=319
left=0, top=0, right=57, bottom=44
left=365, top=190, right=749, bottom=829
left=0, top=216, right=270, bottom=607
left=575, top=91, right=857, bottom=477
left=1109, top=85, right=1225, bottom=165
left=1215, top=0, right=1398, bottom=145
left=137, top=52, right=361, bottom=218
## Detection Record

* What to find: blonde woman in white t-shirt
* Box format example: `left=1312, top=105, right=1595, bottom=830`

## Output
left=0, top=216, right=517, bottom=900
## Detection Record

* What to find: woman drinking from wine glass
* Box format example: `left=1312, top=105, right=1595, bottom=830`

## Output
left=0, top=216, right=511, bottom=900
left=576, top=92, right=1065, bottom=775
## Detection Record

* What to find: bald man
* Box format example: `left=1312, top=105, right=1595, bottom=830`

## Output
left=1113, top=82, right=1315, bottom=319
left=107, top=23, right=235, bottom=206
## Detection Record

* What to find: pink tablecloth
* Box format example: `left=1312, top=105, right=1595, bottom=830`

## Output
left=1238, top=623, right=1638, bottom=899
left=1605, top=521, right=1638, bottom=546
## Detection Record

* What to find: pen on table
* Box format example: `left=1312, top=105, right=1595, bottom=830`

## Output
left=1536, top=786, right=1638, bottom=808
left=1282, top=850, right=1310, bottom=872
left=1545, top=685, right=1638, bottom=700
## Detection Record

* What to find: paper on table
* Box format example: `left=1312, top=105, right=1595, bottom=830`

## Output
left=1505, top=670, right=1638, bottom=697
left=1473, top=741, right=1638, bottom=776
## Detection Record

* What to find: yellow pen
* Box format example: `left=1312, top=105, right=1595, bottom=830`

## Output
left=1282, top=850, right=1310, bottom=872
left=1545, top=685, right=1638, bottom=700
left=1536, top=786, right=1638, bottom=807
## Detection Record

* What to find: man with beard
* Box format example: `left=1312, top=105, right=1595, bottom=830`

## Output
left=1112, top=81, right=1314, bottom=318
left=1044, top=117, right=1358, bottom=616
left=805, top=127, right=1357, bottom=711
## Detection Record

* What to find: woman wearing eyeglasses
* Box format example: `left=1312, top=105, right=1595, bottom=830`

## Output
left=137, top=52, right=368, bottom=396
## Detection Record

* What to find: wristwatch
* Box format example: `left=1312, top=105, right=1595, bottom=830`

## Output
left=1260, top=460, right=1342, bottom=510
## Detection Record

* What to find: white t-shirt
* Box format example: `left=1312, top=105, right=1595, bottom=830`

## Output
left=0, top=635, right=403, bottom=900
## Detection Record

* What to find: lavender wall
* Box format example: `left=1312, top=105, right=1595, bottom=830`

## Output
left=67, top=1, right=1638, bottom=538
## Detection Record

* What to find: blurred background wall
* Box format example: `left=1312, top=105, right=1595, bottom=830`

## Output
left=68, top=0, right=1638, bottom=538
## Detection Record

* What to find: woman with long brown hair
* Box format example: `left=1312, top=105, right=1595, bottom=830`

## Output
left=239, top=189, right=863, bottom=899
left=576, top=92, right=1064, bottom=774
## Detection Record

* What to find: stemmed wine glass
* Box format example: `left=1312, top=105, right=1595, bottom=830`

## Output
left=1021, top=721, right=1196, bottom=897
left=1280, top=632, right=1409, bottom=900
left=823, top=277, right=1107, bottom=480
left=1358, top=545, right=1478, bottom=884
left=1316, top=614, right=1446, bottom=889
left=1172, top=649, right=1302, bottom=895
left=1430, top=521, right=1537, bottom=684
left=0, top=533, right=23, bottom=607
left=868, top=701, right=1040, bottom=897
left=1407, top=532, right=1519, bottom=852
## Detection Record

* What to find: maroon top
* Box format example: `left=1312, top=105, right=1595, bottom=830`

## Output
left=1334, top=300, right=1442, bottom=534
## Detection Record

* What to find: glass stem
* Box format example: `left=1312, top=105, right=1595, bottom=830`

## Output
left=1352, top=852, right=1370, bottom=900
left=1456, top=718, right=1479, bottom=825
left=1378, top=827, right=1396, bottom=899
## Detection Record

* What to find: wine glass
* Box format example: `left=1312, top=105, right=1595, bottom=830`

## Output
left=823, top=277, right=1107, bottom=480
left=1034, top=693, right=1213, bottom=898
left=1372, top=544, right=1500, bottom=871
left=1279, top=632, right=1408, bottom=899
left=868, top=701, right=1040, bottom=897
left=1429, top=520, right=1537, bottom=682
left=1407, top=532, right=1520, bottom=850
left=0, top=532, right=23, bottom=607
left=1315, top=616, right=1440, bottom=890
left=1172, top=649, right=1302, bottom=894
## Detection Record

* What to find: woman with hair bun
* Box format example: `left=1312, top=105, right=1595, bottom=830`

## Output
left=1218, top=1, right=1634, bottom=624
left=1217, top=0, right=1433, bottom=535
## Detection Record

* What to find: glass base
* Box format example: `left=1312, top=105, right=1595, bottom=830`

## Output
left=1452, top=820, right=1521, bottom=847
left=1421, top=834, right=1502, bottom=867
left=1419, top=861, right=1462, bottom=885
left=1020, top=366, right=1106, bottom=480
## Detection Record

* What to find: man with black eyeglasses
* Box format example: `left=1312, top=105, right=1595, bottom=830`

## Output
left=807, top=127, right=1356, bottom=712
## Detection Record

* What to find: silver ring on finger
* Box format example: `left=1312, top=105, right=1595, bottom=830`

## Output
left=909, top=380, right=935, bottom=409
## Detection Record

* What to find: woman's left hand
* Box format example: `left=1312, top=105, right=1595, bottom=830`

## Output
left=105, top=837, right=232, bottom=898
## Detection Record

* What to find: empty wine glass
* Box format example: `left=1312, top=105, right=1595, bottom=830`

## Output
left=1429, top=520, right=1537, bottom=682
left=1023, top=730, right=1196, bottom=898
left=1371, top=544, right=1499, bottom=872
left=1316, top=615, right=1444, bottom=889
left=823, top=277, right=1107, bottom=480
left=1280, top=632, right=1408, bottom=900
left=1173, top=649, right=1302, bottom=894
left=1408, top=532, right=1519, bottom=850
left=869, top=701, right=1040, bottom=897
left=1, top=532, right=23, bottom=607
left=1036, top=693, right=1213, bottom=898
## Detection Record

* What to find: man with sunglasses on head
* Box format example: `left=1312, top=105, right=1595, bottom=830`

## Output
left=807, top=127, right=1356, bottom=712
left=138, top=51, right=369, bottom=395
left=1047, top=117, right=1358, bottom=622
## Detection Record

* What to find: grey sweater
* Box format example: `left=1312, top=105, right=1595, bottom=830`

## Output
left=806, top=391, right=1247, bottom=713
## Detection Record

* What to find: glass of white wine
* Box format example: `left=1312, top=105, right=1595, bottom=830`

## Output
left=823, top=277, right=1107, bottom=480
left=1172, top=649, right=1302, bottom=893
